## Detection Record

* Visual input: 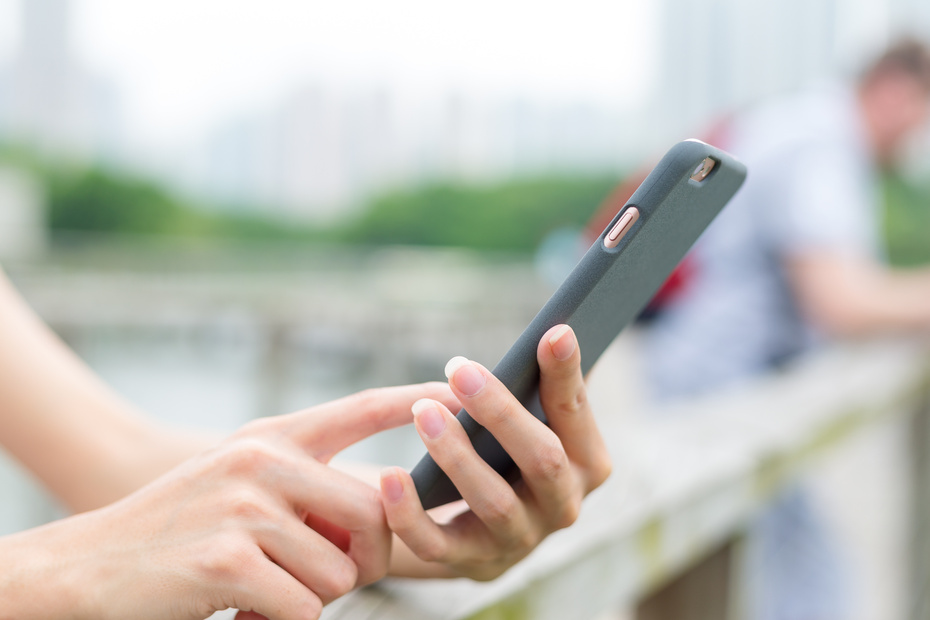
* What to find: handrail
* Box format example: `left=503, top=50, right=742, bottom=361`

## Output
left=9, top=264, right=930, bottom=618
left=322, top=338, right=930, bottom=620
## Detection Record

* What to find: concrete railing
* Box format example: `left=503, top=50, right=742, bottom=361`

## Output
left=322, top=338, right=930, bottom=620
left=6, top=257, right=929, bottom=618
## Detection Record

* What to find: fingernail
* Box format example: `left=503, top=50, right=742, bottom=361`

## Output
left=549, top=325, right=576, bottom=361
left=380, top=469, right=405, bottom=503
left=444, top=356, right=486, bottom=396
left=412, top=398, right=446, bottom=438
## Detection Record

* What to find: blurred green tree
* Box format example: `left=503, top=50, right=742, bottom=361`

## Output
left=339, top=177, right=618, bottom=252
left=882, top=172, right=930, bottom=266
left=43, top=166, right=318, bottom=242
left=48, top=168, right=194, bottom=235
left=5, top=142, right=930, bottom=259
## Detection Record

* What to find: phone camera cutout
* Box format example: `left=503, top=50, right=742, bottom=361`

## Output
left=690, top=157, right=716, bottom=183
left=604, top=206, right=640, bottom=249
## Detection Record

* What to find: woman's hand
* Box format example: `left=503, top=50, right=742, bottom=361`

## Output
left=380, top=325, right=612, bottom=580
left=0, top=383, right=453, bottom=620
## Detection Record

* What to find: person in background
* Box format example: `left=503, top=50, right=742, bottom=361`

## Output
left=642, top=37, right=930, bottom=620
left=647, top=37, right=930, bottom=397
left=0, top=267, right=611, bottom=620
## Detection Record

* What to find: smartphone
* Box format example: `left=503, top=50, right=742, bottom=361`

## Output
left=411, top=139, right=747, bottom=509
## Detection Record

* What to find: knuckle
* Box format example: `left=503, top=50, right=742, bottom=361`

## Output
left=426, top=435, right=474, bottom=480
left=242, top=415, right=274, bottom=434
left=414, top=534, right=449, bottom=563
left=218, top=437, right=282, bottom=476
left=233, top=416, right=280, bottom=441
left=346, top=387, right=381, bottom=413
left=571, top=388, right=589, bottom=414
left=478, top=490, right=520, bottom=530
left=338, top=485, right=386, bottom=532
left=480, top=398, right=521, bottom=430
left=528, top=436, right=569, bottom=483
left=226, top=487, right=274, bottom=522
left=197, top=534, right=255, bottom=583
left=588, top=449, right=613, bottom=490
left=296, top=596, right=323, bottom=620
left=357, top=555, right=389, bottom=586
left=318, top=558, right=358, bottom=601
left=555, top=388, right=588, bottom=418
left=423, top=380, right=452, bottom=395
left=515, top=527, right=540, bottom=553
left=553, top=494, right=582, bottom=530
left=472, top=567, right=507, bottom=582
left=344, top=387, right=395, bottom=429
left=358, top=488, right=387, bottom=526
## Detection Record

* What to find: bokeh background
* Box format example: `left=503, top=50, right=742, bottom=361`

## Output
left=2, top=0, right=929, bottom=257
left=1, top=1, right=930, bottom=617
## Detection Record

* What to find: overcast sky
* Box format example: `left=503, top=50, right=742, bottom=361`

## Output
left=0, top=0, right=659, bottom=151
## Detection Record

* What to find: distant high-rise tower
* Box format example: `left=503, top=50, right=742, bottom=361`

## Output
left=2, top=0, right=118, bottom=158
left=20, top=0, right=72, bottom=71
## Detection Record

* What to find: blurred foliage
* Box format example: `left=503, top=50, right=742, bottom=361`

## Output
left=337, top=177, right=617, bottom=252
left=882, top=171, right=930, bottom=266
left=0, top=143, right=316, bottom=242
left=0, top=143, right=619, bottom=254
left=48, top=168, right=200, bottom=235
left=45, top=168, right=315, bottom=241
left=12, top=141, right=927, bottom=261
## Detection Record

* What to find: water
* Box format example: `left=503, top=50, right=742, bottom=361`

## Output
left=0, top=247, right=552, bottom=533
left=0, top=323, right=453, bottom=534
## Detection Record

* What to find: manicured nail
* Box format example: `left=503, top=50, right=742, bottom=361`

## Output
left=380, top=469, right=405, bottom=503
left=444, top=356, right=486, bottom=396
left=549, top=325, right=576, bottom=361
left=412, top=398, right=446, bottom=438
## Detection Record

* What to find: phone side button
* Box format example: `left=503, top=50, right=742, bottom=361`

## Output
left=604, top=206, right=640, bottom=249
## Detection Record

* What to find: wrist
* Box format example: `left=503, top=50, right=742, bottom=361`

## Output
left=0, top=516, right=97, bottom=620
left=69, top=423, right=218, bottom=513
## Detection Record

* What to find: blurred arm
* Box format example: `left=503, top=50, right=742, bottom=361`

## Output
left=0, top=268, right=212, bottom=512
left=786, top=250, right=930, bottom=335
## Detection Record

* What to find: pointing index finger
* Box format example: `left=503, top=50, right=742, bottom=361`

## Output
left=279, top=382, right=458, bottom=460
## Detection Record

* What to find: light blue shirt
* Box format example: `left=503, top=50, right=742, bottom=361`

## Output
left=645, top=84, right=880, bottom=400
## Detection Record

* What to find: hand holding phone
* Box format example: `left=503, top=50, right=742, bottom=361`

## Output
left=380, top=322, right=609, bottom=580
left=411, top=140, right=746, bottom=509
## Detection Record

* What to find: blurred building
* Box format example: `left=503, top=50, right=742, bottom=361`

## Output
left=185, top=84, right=397, bottom=220
left=653, top=0, right=930, bottom=144
left=182, top=86, right=633, bottom=221
left=1, top=0, right=928, bottom=221
left=0, top=0, right=119, bottom=159
left=183, top=0, right=930, bottom=221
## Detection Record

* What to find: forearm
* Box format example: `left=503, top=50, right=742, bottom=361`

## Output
left=788, top=252, right=930, bottom=335
left=0, top=514, right=96, bottom=619
left=0, top=270, right=212, bottom=511
left=1, top=382, right=435, bottom=620
left=857, top=266, right=930, bottom=330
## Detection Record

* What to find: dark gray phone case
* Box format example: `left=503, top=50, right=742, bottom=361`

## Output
left=411, top=140, right=747, bottom=509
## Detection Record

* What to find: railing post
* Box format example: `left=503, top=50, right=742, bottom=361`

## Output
left=911, top=370, right=930, bottom=620
left=635, top=538, right=741, bottom=620
left=256, top=321, right=289, bottom=417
